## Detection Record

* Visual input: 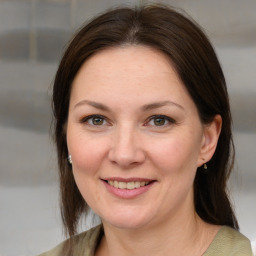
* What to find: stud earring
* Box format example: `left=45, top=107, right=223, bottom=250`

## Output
left=204, top=163, right=207, bottom=170
left=67, top=155, right=72, bottom=164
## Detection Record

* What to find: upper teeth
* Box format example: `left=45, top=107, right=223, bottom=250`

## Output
left=108, top=180, right=150, bottom=189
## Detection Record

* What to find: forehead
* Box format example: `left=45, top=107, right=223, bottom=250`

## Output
left=79, top=45, right=176, bottom=77
left=73, top=46, right=182, bottom=89
left=70, top=45, right=194, bottom=110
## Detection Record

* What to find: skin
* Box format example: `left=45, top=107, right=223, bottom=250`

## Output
left=66, top=46, right=222, bottom=256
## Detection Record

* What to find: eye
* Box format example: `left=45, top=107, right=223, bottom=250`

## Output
left=146, top=115, right=175, bottom=127
left=80, top=115, right=107, bottom=126
left=151, top=117, right=167, bottom=126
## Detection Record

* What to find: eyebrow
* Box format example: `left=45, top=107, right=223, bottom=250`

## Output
left=141, top=101, right=184, bottom=111
left=74, top=100, right=184, bottom=111
left=74, top=100, right=110, bottom=111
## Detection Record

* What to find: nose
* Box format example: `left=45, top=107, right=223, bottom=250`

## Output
left=108, top=125, right=146, bottom=168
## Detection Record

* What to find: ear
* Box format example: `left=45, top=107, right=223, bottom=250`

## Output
left=197, top=114, right=222, bottom=167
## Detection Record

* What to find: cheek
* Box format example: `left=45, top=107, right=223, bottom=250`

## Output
left=149, top=137, right=200, bottom=207
left=66, top=127, right=110, bottom=211
left=148, top=134, right=201, bottom=174
left=68, top=136, right=108, bottom=208
left=67, top=132, right=108, bottom=175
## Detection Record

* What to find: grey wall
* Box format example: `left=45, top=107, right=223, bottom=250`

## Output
left=0, top=0, right=255, bottom=255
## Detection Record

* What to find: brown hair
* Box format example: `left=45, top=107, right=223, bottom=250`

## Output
left=52, top=4, right=238, bottom=240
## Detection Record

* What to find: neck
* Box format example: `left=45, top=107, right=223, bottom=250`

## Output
left=96, top=210, right=219, bottom=256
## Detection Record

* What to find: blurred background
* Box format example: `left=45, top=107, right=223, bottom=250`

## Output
left=0, top=0, right=255, bottom=255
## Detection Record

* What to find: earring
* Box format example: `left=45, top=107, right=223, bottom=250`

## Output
left=67, top=155, right=72, bottom=164
left=204, top=163, right=207, bottom=170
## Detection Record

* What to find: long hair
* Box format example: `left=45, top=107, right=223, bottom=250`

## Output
left=52, top=4, right=238, bottom=241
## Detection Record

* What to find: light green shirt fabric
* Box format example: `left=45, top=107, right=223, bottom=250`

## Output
left=203, top=226, right=253, bottom=255
left=38, top=225, right=253, bottom=256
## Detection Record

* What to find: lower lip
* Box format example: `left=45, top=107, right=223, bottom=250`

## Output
left=102, top=180, right=155, bottom=199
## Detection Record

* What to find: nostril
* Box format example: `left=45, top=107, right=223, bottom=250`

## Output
left=108, top=145, right=146, bottom=168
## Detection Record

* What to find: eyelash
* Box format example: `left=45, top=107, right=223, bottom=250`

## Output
left=145, top=115, right=176, bottom=127
left=79, top=114, right=176, bottom=127
left=79, top=114, right=109, bottom=126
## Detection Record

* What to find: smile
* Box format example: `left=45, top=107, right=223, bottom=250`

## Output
left=107, top=180, right=150, bottom=190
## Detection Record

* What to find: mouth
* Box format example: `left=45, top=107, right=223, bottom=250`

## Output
left=102, top=178, right=156, bottom=199
left=106, top=180, right=151, bottom=190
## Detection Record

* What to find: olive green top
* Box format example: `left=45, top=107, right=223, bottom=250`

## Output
left=38, top=225, right=253, bottom=256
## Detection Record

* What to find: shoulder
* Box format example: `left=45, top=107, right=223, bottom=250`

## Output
left=37, top=225, right=103, bottom=256
left=204, top=226, right=253, bottom=256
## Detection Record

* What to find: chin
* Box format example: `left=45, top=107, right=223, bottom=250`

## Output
left=106, top=219, right=149, bottom=230
left=101, top=210, right=155, bottom=230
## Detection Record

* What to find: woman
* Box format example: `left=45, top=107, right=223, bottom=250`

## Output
left=39, top=4, right=253, bottom=256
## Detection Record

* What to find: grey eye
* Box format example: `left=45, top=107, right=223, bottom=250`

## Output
left=91, top=117, right=104, bottom=125
left=146, top=115, right=175, bottom=127
left=153, top=118, right=166, bottom=126
left=81, top=115, right=107, bottom=126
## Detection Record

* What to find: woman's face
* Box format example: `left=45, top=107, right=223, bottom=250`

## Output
left=67, top=46, right=208, bottom=229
